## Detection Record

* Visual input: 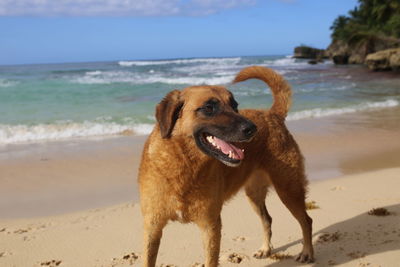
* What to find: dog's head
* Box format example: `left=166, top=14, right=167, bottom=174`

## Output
left=155, top=86, right=257, bottom=167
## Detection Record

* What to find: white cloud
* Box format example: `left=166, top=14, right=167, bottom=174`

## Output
left=0, top=0, right=258, bottom=16
left=186, top=0, right=257, bottom=15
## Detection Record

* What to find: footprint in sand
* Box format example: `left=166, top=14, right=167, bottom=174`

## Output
left=23, top=235, right=36, bottom=241
left=13, top=228, right=31, bottom=234
left=0, top=251, right=13, bottom=258
left=316, top=231, right=341, bottom=243
left=111, top=252, right=139, bottom=266
left=191, top=263, right=205, bottom=267
left=39, top=260, right=62, bottom=266
left=232, top=236, right=246, bottom=242
left=331, top=186, right=345, bottom=191
left=347, top=251, right=366, bottom=259
left=269, top=253, right=293, bottom=261
left=327, top=259, right=336, bottom=265
left=36, top=223, right=50, bottom=230
left=226, top=253, right=248, bottom=264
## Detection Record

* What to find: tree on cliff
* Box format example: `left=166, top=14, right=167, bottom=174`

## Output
left=327, top=0, right=400, bottom=65
left=330, top=0, right=400, bottom=44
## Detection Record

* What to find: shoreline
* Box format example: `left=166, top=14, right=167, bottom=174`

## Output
left=1, top=107, right=400, bottom=219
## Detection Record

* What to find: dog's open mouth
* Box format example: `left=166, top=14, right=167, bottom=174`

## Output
left=197, top=132, right=244, bottom=167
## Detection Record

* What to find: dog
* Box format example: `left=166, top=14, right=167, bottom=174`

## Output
left=138, top=66, right=314, bottom=266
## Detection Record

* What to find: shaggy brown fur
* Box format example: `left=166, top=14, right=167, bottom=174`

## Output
left=138, top=66, right=314, bottom=267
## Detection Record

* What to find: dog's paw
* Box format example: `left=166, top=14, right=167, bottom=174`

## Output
left=253, top=248, right=271, bottom=259
left=295, top=252, right=314, bottom=263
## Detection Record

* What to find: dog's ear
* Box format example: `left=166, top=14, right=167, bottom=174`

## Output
left=156, top=90, right=183, bottom=138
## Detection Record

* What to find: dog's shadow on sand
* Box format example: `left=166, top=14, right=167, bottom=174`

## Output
left=266, top=203, right=400, bottom=266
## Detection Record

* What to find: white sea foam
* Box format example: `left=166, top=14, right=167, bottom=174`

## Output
left=263, top=55, right=332, bottom=67
left=151, top=75, right=234, bottom=85
left=73, top=70, right=234, bottom=85
left=118, top=57, right=241, bottom=67
left=287, top=99, right=399, bottom=121
left=86, top=70, right=103, bottom=76
left=0, top=121, right=154, bottom=145
left=1, top=99, right=398, bottom=145
left=296, top=83, right=356, bottom=93
left=73, top=71, right=131, bottom=84
left=264, top=56, right=307, bottom=67
left=76, top=56, right=299, bottom=85
left=0, top=79, right=18, bottom=87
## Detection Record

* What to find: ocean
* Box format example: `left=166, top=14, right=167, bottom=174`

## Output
left=1, top=55, right=399, bottom=145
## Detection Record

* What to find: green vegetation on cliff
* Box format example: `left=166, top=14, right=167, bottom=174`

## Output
left=327, top=0, right=400, bottom=68
left=330, top=0, right=400, bottom=44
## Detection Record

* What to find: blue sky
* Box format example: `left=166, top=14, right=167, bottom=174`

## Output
left=0, top=0, right=358, bottom=65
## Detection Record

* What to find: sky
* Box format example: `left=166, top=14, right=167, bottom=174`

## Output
left=0, top=0, right=358, bottom=65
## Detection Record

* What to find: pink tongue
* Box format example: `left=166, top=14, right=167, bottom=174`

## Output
left=213, top=137, right=244, bottom=160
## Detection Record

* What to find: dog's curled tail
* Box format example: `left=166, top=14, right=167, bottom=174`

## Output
left=233, top=66, right=292, bottom=118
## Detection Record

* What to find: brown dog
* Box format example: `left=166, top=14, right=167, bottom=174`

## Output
left=138, top=66, right=314, bottom=266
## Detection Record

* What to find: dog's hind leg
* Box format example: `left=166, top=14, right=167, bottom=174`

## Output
left=196, top=215, right=222, bottom=267
left=142, top=215, right=167, bottom=267
left=245, top=171, right=273, bottom=259
left=271, top=172, right=314, bottom=263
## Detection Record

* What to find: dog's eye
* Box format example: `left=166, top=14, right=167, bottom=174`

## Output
left=230, top=99, right=239, bottom=112
left=203, top=104, right=215, bottom=115
left=204, top=104, right=214, bottom=113
left=232, top=102, right=238, bottom=112
left=198, top=99, right=219, bottom=116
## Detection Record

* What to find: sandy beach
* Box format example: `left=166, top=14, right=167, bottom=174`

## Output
left=2, top=0, right=400, bottom=265
left=1, top=108, right=400, bottom=266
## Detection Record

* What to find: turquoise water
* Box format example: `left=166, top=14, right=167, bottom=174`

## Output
left=1, top=55, right=399, bottom=144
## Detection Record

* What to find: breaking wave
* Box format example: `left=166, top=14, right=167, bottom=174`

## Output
left=0, top=121, right=154, bottom=145
left=287, top=99, right=399, bottom=121
left=72, top=70, right=234, bottom=85
left=118, top=57, right=241, bottom=67
left=0, top=79, right=18, bottom=87
left=1, top=99, right=398, bottom=145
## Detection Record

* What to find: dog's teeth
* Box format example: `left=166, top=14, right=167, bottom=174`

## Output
left=241, top=149, right=244, bottom=152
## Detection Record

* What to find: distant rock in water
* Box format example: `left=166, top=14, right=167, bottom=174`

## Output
left=307, top=59, right=322, bottom=65
left=294, top=46, right=327, bottom=61
left=365, top=48, right=400, bottom=71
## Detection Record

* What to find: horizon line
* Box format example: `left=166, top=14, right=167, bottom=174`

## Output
left=0, top=53, right=294, bottom=67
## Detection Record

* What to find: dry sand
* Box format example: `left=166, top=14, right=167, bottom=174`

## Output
left=0, top=168, right=399, bottom=266
left=1, top=110, right=400, bottom=266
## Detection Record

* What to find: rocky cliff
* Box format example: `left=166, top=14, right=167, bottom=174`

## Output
left=326, top=36, right=400, bottom=70
left=365, top=48, right=400, bottom=71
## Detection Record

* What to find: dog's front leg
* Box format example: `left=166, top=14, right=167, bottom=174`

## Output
left=142, top=216, right=167, bottom=267
left=197, top=216, right=222, bottom=267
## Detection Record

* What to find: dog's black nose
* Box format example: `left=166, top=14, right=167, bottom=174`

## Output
left=241, top=121, right=257, bottom=139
